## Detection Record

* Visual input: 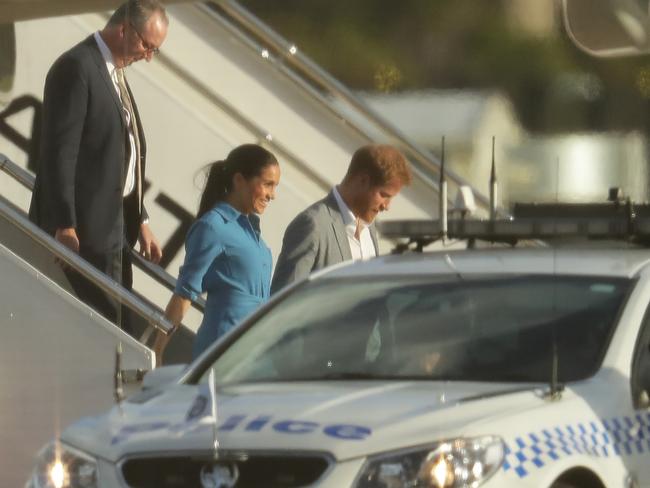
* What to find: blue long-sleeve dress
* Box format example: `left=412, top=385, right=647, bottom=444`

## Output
left=174, top=202, right=272, bottom=358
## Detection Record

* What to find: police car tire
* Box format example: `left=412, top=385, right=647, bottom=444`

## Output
left=550, top=482, right=577, bottom=488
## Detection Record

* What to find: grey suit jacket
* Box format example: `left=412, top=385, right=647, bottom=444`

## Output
left=271, top=190, right=379, bottom=294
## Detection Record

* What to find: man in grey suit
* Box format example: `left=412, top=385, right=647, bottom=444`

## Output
left=29, top=0, right=167, bottom=330
left=271, top=144, right=412, bottom=293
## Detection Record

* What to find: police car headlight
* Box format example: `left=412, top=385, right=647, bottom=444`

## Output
left=26, top=441, right=97, bottom=488
left=355, top=435, right=504, bottom=488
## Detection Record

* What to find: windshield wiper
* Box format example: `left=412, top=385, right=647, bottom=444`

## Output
left=275, top=372, right=433, bottom=381
left=456, top=372, right=540, bottom=382
left=319, top=372, right=404, bottom=381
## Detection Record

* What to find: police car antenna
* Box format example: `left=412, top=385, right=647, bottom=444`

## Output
left=439, top=136, right=448, bottom=242
left=548, top=344, right=563, bottom=399
left=489, top=136, right=497, bottom=221
left=548, top=156, right=563, bottom=400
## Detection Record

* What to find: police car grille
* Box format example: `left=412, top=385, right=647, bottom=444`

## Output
left=121, top=454, right=330, bottom=487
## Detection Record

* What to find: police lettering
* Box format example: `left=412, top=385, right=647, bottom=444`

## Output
left=111, top=413, right=371, bottom=444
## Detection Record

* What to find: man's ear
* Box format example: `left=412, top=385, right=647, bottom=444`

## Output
left=357, top=172, right=370, bottom=189
left=119, top=22, right=128, bottom=40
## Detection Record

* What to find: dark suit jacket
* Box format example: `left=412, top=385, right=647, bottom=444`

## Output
left=29, top=35, right=147, bottom=254
left=271, top=190, right=379, bottom=294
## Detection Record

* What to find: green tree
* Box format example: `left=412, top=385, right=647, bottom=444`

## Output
left=241, top=0, right=650, bottom=133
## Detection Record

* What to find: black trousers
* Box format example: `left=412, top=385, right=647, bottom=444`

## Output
left=64, top=246, right=135, bottom=335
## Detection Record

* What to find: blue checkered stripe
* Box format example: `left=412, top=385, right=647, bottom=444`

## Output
left=502, top=414, right=650, bottom=478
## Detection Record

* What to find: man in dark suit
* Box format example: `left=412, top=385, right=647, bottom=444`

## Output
left=29, top=0, right=168, bottom=330
left=271, top=144, right=412, bottom=294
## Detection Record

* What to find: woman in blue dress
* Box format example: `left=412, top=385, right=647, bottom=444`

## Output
left=155, top=144, right=280, bottom=362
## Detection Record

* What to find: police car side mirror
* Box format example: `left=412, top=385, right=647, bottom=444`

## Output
left=635, top=361, right=650, bottom=409
left=637, top=390, right=650, bottom=409
left=142, top=364, right=187, bottom=390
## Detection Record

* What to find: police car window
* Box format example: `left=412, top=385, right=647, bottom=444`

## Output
left=203, top=275, right=631, bottom=385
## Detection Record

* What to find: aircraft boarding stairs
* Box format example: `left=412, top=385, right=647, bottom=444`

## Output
left=0, top=153, right=203, bottom=486
left=0, top=154, right=199, bottom=361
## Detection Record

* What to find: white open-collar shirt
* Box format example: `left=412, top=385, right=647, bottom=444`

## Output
left=332, top=185, right=376, bottom=262
left=94, top=32, right=137, bottom=197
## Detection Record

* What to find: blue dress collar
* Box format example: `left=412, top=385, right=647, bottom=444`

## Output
left=213, top=201, right=241, bottom=222
left=213, top=202, right=262, bottom=234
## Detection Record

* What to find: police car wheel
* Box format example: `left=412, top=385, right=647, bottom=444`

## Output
left=550, top=482, right=577, bottom=488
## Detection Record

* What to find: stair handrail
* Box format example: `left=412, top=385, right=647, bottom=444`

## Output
left=129, top=251, right=206, bottom=311
left=0, top=153, right=206, bottom=313
left=0, top=154, right=33, bottom=189
left=205, top=0, right=491, bottom=210
left=0, top=195, right=175, bottom=336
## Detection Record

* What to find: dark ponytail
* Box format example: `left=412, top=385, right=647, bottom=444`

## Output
left=196, top=144, right=278, bottom=219
left=197, top=160, right=228, bottom=219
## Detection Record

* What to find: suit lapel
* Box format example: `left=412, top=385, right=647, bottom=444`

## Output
left=86, top=36, right=145, bottom=216
left=120, top=75, right=143, bottom=213
left=325, top=191, right=353, bottom=262
left=126, top=80, right=146, bottom=157
left=369, top=224, right=380, bottom=256
left=86, top=36, right=125, bottom=126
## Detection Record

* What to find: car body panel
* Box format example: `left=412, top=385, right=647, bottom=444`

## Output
left=30, top=248, right=650, bottom=487
left=323, top=249, right=650, bottom=280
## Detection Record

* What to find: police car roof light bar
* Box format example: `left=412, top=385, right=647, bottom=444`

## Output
left=378, top=198, right=650, bottom=251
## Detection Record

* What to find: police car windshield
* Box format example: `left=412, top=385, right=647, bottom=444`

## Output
left=203, top=274, right=631, bottom=385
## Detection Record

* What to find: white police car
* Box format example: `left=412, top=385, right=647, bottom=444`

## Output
left=25, top=212, right=650, bottom=488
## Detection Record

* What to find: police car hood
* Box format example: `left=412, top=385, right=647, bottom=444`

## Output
left=62, top=380, right=543, bottom=462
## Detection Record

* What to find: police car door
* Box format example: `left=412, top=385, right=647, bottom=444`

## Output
left=624, top=270, right=650, bottom=487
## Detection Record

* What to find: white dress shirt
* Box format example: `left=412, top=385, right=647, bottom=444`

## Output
left=94, top=32, right=137, bottom=197
left=332, top=186, right=376, bottom=262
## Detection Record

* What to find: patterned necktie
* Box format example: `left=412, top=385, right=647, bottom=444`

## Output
left=115, top=68, right=142, bottom=211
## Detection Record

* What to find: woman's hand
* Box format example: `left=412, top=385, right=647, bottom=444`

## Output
left=153, top=330, right=172, bottom=367
left=155, top=294, right=192, bottom=367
